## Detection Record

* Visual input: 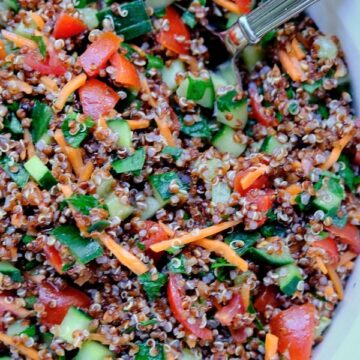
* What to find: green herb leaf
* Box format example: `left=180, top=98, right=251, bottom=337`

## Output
left=28, top=35, right=47, bottom=57
left=31, top=101, right=53, bottom=143
left=61, top=113, right=94, bottom=148
left=135, top=342, right=165, bottom=360
left=112, top=148, right=146, bottom=174
left=147, top=54, right=164, bottom=70
left=337, top=154, right=355, bottom=192
left=260, top=29, right=276, bottom=47
left=25, top=296, right=37, bottom=309
left=167, top=255, right=187, bottom=274
left=162, top=146, right=183, bottom=160
left=0, top=261, right=23, bottom=282
left=138, top=272, right=167, bottom=301
left=4, top=112, right=23, bottom=136
left=0, top=157, right=29, bottom=188
left=303, top=79, right=323, bottom=94
left=67, top=194, right=102, bottom=215
left=179, top=115, right=211, bottom=138
left=260, top=222, right=287, bottom=238
left=22, top=234, right=35, bottom=244
left=211, top=257, right=235, bottom=269
left=225, top=231, right=261, bottom=256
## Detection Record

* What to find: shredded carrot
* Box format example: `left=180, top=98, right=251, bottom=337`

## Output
left=30, top=11, right=45, bottom=30
left=88, top=333, right=111, bottom=345
left=66, top=147, right=84, bottom=177
left=316, top=256, right=328, bottom=275
left=212, top=0, right=242, bottom=15
left=150, top=220, right=240, bottom=253
left=285, top=184, right=302, bottom=205
left=40, top=76, right=59, bottom=92
left=0, top=39, right=6, bottom=60
left=326, top=265, right=344, bottom=300
left=141, top=77, right=157, bottom=107
left=321, top=131, right=355, bottom=170
left=54, top=73, right=87, bottom=111
left=159, top=221, right=175, bottom=237
left=97, top=116, right=108, bottom=130
left=265, top=333, right=279, bottom=360
left=240, top=164, right=268, bottom=190
left=324, top=285, right=334, bottom=297
left=339, top=251, right=357, bottom=267
left=241, top=284, right=250, bottom=310
left=155, top=114, right=176, bottom=147
left=7, top=79, right=33, bottom=94
left=195, top=238, right=248, bottom=272
left=59, top=184, right=73, bottom=198
left=1, top=30, right=38, bottom=49
left=126, top=119, right=150, bottom=130
left=23, top=129, right=36, bottom=159
left=279, top=50, right=304, bottom=82
left=79, top=162, right=94, bottom=182
left=54, top=129, right=69, bottom=153
left=291, top=38, right=306, bottom=60
left=0, top=333, right=40, bottom=360
left=97, top=233, right=148, bottom=275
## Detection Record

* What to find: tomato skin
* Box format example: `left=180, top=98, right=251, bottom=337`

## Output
left=234, top=169, right=269, bottom=195
left=168, top=274, right=213, bottom=340
left=109, top=53, right=141, bottom=90
left=79, top=78, right=120, bottom=120
left=234, top=0, right=254, bottom=14
left=326, top=223, right=360, bottom=254
left=215, top=293, right=244, bottom=326
left=38, top=281, right=91, bottom=327
left=249, top=83, right=278, bottom=127
left=245, top=189, right=274, bottom=227
left=79, top=32, right=121, bottom=77
left=53, top=13, right=87, bottom=39
left=270, top=304, right=316, bottom=360
left=157, top=7, right=190, bottom=55
left=44, top=246, right=63, bottom=274
left=312, top=237, right=339, bottom=265
left=254, top=285, right=280, bottom=315
left=141, top=221, right=169, bottom=249
left=24, top=45, right=67, bottom=76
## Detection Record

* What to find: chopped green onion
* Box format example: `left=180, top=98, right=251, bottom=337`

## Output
left=112, top=148, right=146, bottom=174
left=162, top=146, right=183, bottom=160
left=31, top=101, right=53, bottom=143
left=147, top=54, right=164, bottom=70
left=67, top=194, right=102, bottom=215
left=138, top=272, right=168, bottom=301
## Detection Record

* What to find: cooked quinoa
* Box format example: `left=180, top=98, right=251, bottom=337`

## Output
left=0, top=0, right=359, bottom=359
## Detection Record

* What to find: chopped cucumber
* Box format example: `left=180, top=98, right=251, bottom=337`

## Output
left=215, top=61, right=237, bottom=87
left=112, top=148, right=146, bottom=174
left=260, top=136, right=286, bottom=155
left=210, top=71, right=228, bottom=91
left=161, top=60, right=185, bottom=91
left=96, top=177, right=115, bottom=198
left=181, top=348, right=202, bottom=360
left=276, top=264, right=303, bottom=296
left=313, top=177, right=345, bottom=212
left=74, top=340, right=112, bottom=360
left=78, top=8, right=99, bottom=29
left=7, top=320, right=35, bottom=337
left=105, top=192, right=134, bottom=220
left=212, top=182, right=231, bottom=204
left=145, top=0, right=175, bottom=9
left=241, top=45, right=264, bottom=71
left=176, top=73, right=215, bottom=109
left=0, top=357, right=12, bottom=360
left=248, top=246, right=294, bottom=266
left=149, top=172, right=186, bottom=204
left=59, top=307, right=92, bottom=344
left=108, top=119, right=132, bottom=148
left=3, top=0, right=20, bottom=12
left=314, top=316, right=331, bottom=338
left=212, top=126, right=246, bottom=157
left=24, top=155, right=57, bottom=190
left=140, top=196, right=164, bottom=220
left=0, top=261, right=23, bottom=282
left=216, top=90, right=248, bottom=129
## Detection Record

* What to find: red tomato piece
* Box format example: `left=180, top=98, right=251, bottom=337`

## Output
left=24, top=44, right=67, bottom=76
left=354, top=150, right=360, bottom=166
left=312, top=237, right=339, bottom=265
left=270, top=304, right=316, bottom=360
left=254, top=285, right=280, bottom=314
left=168, top=274, right=213, bottom=340
left=79, top=78, right=120, bottom=120
left=38, top=281, right=91, bottom=327
left=141, top=221, right=169, bottom=249
left=44, top=245, right=63, bottom=274
left=215, top=293, right=244, bottom=326
left=79, top=32, right=121, bottom=77
left=53, top=13, right=87, bottom=39
left=234, top=0, right=254, bottom=14
left=249, top=83, right=278, bottom=127
left=326, top=223, right=360, bottom=254
left=234, top=169, right=269, bottom=195
left=109, top=53, right=141, bottom=90
left=231, top=327, right=249, bottom=344
left=245, top=189, right=274, bottom=227
left=157, top=6, right=190, bottom=55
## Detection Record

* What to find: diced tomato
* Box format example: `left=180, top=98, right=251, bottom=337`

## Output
left=234, top=0, right=254, bottom=14
left=109, top=53, right=141, bottom=90
left=168, top=274, right=213, bottom=340
left=79, top=32, right=121, bottom=77
left=231, top=327, right=249, bottom=344
left=157, top=6, right=190, bottom=55
left=79, top=78, right=120, bottom=120
left=354, top=150, right=360, bottom=166
left=312, top=237, right=339, bottom=265
left=44, top=246, right=63, bottom=274
left=38, top=281, right=91, bottom=327
left=270, top=304, right=316, bottom=360
left=234, top=169, right=269, bottom=195
left=141, top=221, right=169, bottom=249
left=245, top=189, right=275, bottom=227
left=254, top=285, right=280, bottom=315
left=326, top=223, right=360, bottom=254
left=53, top=13, right=87, bottom=39
left=249, top=83, right=278, bottom=127
left=215, top=293, right=244, bottom=326
left=0, top=40, right=6, bottom=60
left=24, top=44, right=67, bottom=76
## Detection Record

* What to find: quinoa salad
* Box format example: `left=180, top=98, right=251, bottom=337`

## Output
left=0, top=0, right=359, bottom=359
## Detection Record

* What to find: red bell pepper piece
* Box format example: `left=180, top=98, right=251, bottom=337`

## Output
left=326, top=223, right=360, bottom=254
left=79, top=31, right=121, bottom=77
left=157, top=6, right=190, bottom=55
left=168, top=274, right=213, bottom=340
left=79, top=78, right=120, bottom=120
left=53, top=13, right=87, bottom=39
left=44, top=245, right=63, bottom=274
left=38, top=281, right=91, bottom=327
left=312, top=237, right=340, bottom=265
left=270, top=304, right=316, bottom=360
left=109, top=53, right=141, bottom=90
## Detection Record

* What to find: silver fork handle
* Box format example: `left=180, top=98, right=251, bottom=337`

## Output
left=222, top=0, right=320, bottom=54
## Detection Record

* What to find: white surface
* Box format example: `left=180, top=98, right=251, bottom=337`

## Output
left=308, top=1, right=360, bottom=359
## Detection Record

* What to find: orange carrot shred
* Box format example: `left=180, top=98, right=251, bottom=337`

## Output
left=339, top=251, right=357, bottom=267
left=126, top=119, right=150, bottom=130
left=0, top=333, right=40, bottom=360
left=88, top=333, right=111, bottom=345
left=1, top=30, right=38, bottom=49
left=66, top=147, right=84, bottom=177
left=40, top=76, right=59, bottom=92
left=159, top=221, right=175, bottom=237
left=240, top=164, right=268, bottom=190
left=279, top=50, right=304, bottom=82
left=213, top=0, right=242, bottom=14
left=326, top=264, right=344, bottom=300
left=23, top=129, right=36, bottom=159
left=79, top=162, right=94, bottom=182
left=291, top=38, right=306, bottom=60
left=265, top=333, right=279, bottom=360
left=155, top=114, right=176, bottom=147
left=0, top=40, right=7, bottom=60
left=241, top=284, right=250, bottom=309
left=30, top=11, right=45, bottom=30
left=315, top=256, right=328, bottom=275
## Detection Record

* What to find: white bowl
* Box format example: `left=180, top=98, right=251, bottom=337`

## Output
left=308, top=1, right=360, bottom=359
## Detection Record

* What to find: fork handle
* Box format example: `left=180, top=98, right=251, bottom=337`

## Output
left=223, top=0, right=320, bottom=54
